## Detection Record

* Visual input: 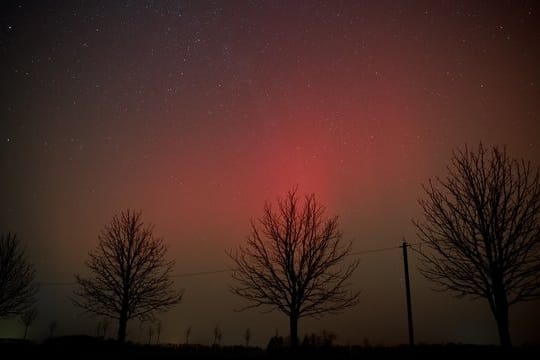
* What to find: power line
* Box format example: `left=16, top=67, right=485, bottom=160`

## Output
left=170, top=269, right=233, bottom=278
left=36, top=243, right=423, bottom=287
left=37, top=269, right=235, bottom=286
left=348, top=242, right=421, bottom=256
left=349, top=245, right=401, bottom=255
left=407, top=242, right=422, bottom=253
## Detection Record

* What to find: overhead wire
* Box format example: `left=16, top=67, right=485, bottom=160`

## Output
left=36, top=241, right=423, bottom=286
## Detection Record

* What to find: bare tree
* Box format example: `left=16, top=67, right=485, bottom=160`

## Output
left=102, top=318, right=110, bottom=339
left=19, top=307, right=38, bottom=339
left=228, top=189, right=360, bottom=347
left=185, top=325, right=192, bottom=344
left=244, top=327, right=251, bottom=347
left=49, top=320, right=57, bottom=338
left=414, top=144, right=540, bottom=347
left=147, top=324, right=154, bottom=344
left=138, top=319, right=146, bottom=343
left=73, top=210, right=184, bottom=342
left=96, top=320, right=103, bottom=337
left=0, top=233, right=37, bottom=319
left=212, top=325, right=222, bottom=346
left=156, top=320, right=162, bottom=344
left=96, top=317, right=111, bottom=338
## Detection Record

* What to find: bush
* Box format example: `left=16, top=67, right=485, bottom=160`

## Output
left=301, top=330, right=336, bottom=348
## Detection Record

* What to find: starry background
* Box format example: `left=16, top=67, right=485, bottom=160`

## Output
left=1, top=0, right=540, bottom=346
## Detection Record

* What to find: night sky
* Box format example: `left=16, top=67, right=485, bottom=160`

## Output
left=1, top=0, right=540, bottom=346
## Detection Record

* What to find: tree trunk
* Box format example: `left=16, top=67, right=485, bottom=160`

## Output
left=289, top=314, right=298, bottom=348
left=23, top=325, right=28, bottom=340
left=494, top=303, right=512, bottom=347
left=118, top=309, right=128, bottom=343
left=491, top=281, right=512, bottom=348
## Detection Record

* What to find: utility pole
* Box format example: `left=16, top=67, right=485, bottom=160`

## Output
left=402, top=239, right=415, bottom=346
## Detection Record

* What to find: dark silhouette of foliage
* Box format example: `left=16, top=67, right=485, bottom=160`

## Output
left=73, top=210, right=184, bottom=343
left=414, top=144, right=540, bottom=347
left=0, top=233, right=37, bottom=319
left=267, top=333, right=286, bottom=351
left=2, top=338, right=539, bottom=359
left=228, top=188, right=360, bottom=347
left=19, top=307, right=38, bottom=339
left=301, top=330, right=337, bottom=348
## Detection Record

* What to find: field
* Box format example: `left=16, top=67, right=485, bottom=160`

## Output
left=1, top=336, right=539, bottom=359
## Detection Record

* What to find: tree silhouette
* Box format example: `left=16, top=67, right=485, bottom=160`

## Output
left=0, top=233, right=37, bottom=319
left=73, top=210, right=184, bottom=342
left=19, top=307, right=38, bottom=339
left=414, top=144, right=540, bottom=347
left=212, top=325, right=222, bottom=346
left=147, top=324, right=154, bottom=344
left=96, top=317, right=111, bottom=338
left=228, top=188, right=360, bottom=347
left=244, top=327, right=251, bottom=347
left=102, top=318, right=110, bottom=338
left=155, top=320, right=162, bottom=344
left=184, top=325, right=192, bottom=344
left=49, top=320, right=57, bottom=338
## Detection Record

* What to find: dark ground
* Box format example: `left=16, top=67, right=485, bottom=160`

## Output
left=1, top=336, right=538, bottom=359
